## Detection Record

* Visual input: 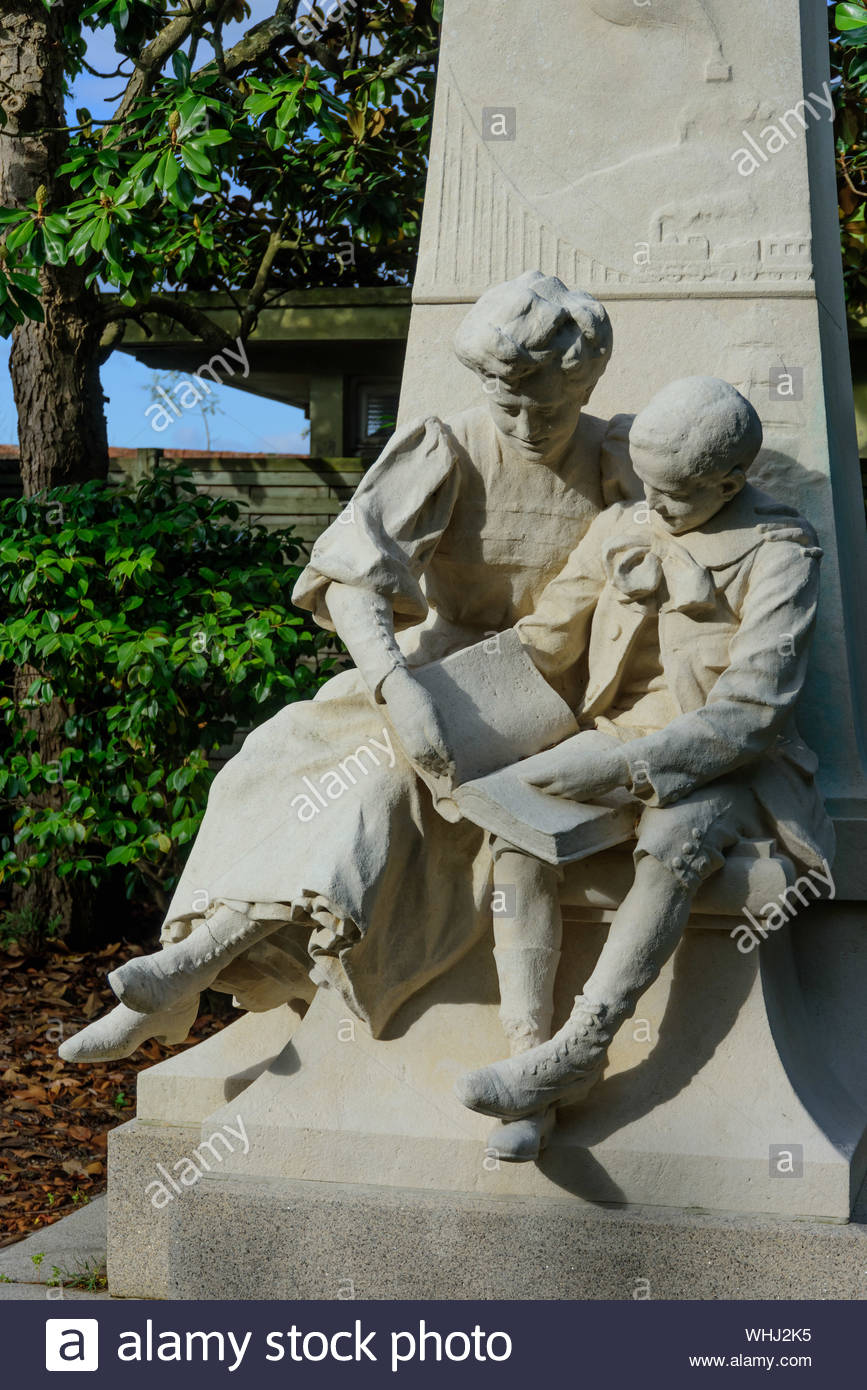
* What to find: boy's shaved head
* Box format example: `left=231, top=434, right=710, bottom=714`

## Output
left=630, top=376, right=763, bottom=482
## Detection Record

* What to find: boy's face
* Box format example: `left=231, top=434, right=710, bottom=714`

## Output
left=630, top=426, right=743, bottom=535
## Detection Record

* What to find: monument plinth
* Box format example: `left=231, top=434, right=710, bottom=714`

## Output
left=103, top=0, right=867, bottom=1300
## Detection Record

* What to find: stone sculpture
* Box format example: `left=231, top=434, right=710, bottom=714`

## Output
left=61, top=271, right=634, bottom=1064
left=59, top=283, right=832, bottom=1186
left=454, top=375, right=833, bottom=1158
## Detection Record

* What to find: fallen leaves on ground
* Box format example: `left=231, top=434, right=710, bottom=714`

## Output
left=0, top=939, right=237, bottom=1247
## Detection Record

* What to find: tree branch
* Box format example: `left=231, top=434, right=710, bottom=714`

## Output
left=239, top=213, right=293, bottom=338
left=112, top=0, right=213, bottom=123
left=379, top=47, right=438, bottom=81
left=100, top=293, right=236, bottom=352
left=97, top=316, right=126, bottom=365
left=839, top=150, right=867, bottom=199
left=197, top=5, right=300, bottom=81
left=348, top=3, right=364, bottom=69
left=80, top=57, right=134, bottom=81
left=208, top=17, right=241, bottom=95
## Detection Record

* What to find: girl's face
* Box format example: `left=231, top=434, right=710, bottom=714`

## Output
left=481, top=360, right=586, bottom=463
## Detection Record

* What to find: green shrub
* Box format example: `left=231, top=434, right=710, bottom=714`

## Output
left=0, top=466, right=339, bottom=914
left=0, top=904, right=62, bottom=950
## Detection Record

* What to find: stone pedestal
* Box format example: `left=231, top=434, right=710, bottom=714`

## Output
left=106, top=0, right=867, bottom=1297
left=108, top=905, right=867, bottom=1297
left=154, top=1178, right=867, bottom=1300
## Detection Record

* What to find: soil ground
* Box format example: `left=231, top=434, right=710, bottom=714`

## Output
left=0, top=937, right=236, bottom=1248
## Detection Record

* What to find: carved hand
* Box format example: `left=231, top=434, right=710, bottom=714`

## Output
left=382, top=666, right=455, bottom=779
left=522, top=730, right=630, bottom=801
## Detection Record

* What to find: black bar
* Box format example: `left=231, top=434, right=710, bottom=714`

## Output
left=4, top=1298, right=862, bottom=1387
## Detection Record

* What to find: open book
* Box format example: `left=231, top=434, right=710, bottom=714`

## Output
left=410, top=630, right=637, bottom=864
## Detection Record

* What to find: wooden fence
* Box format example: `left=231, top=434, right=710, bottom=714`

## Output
left=0, top=448, right=366, bottom=548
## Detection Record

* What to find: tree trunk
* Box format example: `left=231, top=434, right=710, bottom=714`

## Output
left=0, top=4, right=108, bottom=937
left=10, top=665, right=81, bottom=938
left=10, top=264, right=109, bottom=493
left=0, top=2, right=109, bottom=494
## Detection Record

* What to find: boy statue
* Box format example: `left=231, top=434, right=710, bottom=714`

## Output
left=455, top=375, right=834, bottom=1159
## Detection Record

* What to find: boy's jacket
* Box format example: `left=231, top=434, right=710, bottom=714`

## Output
left=516, top=484, right=834, bottom=873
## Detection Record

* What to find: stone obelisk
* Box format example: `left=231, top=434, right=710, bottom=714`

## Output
left=400, top=0, right=867, bottom=857
left=106, top=1, right=867, bottom=1298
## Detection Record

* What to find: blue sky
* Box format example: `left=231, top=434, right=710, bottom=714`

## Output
left=0, top=2, right=312, bottom=453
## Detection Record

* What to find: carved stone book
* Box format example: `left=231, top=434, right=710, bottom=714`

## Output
left=412, top=627, right=580, bottom=791
left=412, top=629, right=636, bottom=861
left=454, top=768, right=636, bottom=866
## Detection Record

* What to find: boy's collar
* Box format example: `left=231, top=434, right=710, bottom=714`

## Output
left=646, top=484, right=813, bottom=568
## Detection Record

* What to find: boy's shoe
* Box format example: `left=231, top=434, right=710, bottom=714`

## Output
left=486, top=1107, right=556, bottom=1162
left=455, top=996, right=611, bottom=1119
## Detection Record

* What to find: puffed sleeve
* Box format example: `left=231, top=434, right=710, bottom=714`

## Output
left=291, top=415, right=462, bottom=631
left=600, top=414, right=643, bottom=506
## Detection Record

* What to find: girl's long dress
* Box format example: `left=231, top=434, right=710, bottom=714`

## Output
left=161, top=406, right=622, bottom=1035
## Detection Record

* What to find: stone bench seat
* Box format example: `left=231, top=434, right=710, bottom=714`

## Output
left=560, top=837, right=795, bottom=926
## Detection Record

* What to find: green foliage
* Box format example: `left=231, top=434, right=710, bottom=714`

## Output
left=833, top=2, right=867, bottom=316
left=51, top=1260, right=109, bottom=1293
left=0, top=904, right=62, bottom=949
left=0, top=2, right=439, bottom=336
left=0, top=466, right=337, bottom=908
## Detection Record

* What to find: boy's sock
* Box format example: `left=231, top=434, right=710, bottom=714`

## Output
left=491, top=847, right=563, bottom=1052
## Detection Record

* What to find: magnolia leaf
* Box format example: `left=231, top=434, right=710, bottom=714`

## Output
left=5, top=218, right=37, bottom=252
left=42, top=225, right=69, bottom=266
left=172, top=50, right=192, bottom=85
left=155, top=150, right=179, bottom=191
left=836, top=2, right=867, bottom=30
left=194, top=128, right=232, bottom=146
left=43, top=213, right=72, bottom=234
left=275, top=95, right=298, bottom=130
left=180, top=144, right=212, bottom=176
left=346, top=106, right=365, bottom=140
left=91, top=218, right=111, bottom=252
